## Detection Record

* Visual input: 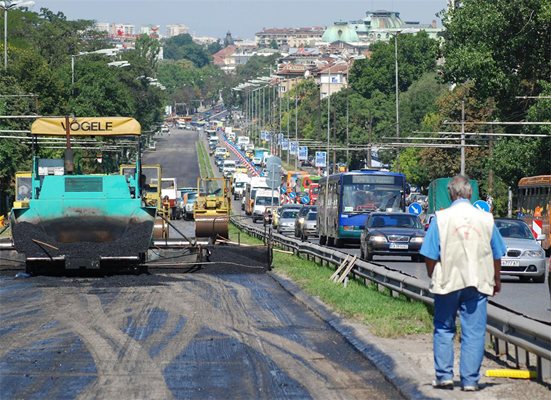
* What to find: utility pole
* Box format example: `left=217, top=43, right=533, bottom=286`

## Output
left=346, top=92, right=349, bottom=167
left=460, top=100, right=465, bottom=175
left=294, top=89, right=298, bottom=169
left=278, top=84, right=282, bottom=158
left=286, top=93, right=290, bottom=165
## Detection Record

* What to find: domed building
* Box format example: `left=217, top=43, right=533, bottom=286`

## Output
left=321, top=10, right=442, bottom=46
left=321, top=21, right=360, bottom=43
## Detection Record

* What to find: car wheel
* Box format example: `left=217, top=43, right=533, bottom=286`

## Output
left=360, top=246, right=365, bottom=260
left=533, top=274, right=545, bottom=283
left=319, top=235, right=327, bottom=245
left=365, top=251, right=373, bottom=261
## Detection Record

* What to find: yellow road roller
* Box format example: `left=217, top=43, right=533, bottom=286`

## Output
left=194, top=177, right=231, bottom=239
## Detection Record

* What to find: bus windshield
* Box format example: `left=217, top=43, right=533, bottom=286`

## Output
left=342, top=184, right=402, bottom=213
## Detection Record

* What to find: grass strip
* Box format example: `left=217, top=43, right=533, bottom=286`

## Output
left=196, top=140, right=214, bottom=178
left=229, top=222, right=433, bottom=338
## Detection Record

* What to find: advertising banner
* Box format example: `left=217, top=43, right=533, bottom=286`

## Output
left=315, top=151, right=327, bottom=167
left=289, top=141, right=298, bottom=155
left=298, top=146, right=308, bottom=161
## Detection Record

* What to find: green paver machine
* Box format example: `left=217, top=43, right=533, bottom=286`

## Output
left=10, top=117, right=157, bottom=272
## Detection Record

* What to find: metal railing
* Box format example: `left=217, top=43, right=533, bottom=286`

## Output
left=231, top=216, right=551, bottom=383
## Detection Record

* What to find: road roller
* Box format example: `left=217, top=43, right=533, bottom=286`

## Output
left=194, top=177, right=231, bottom=240
left=121, top=163, right=169, bottom=240
left=10, top=116, right=157, bottom=273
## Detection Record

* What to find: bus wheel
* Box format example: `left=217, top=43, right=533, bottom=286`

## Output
left=327, top=237, right=334, bottom=246
left=334, top=238, right=343, bottom=248
left=319, top=235, right=327, bottom=245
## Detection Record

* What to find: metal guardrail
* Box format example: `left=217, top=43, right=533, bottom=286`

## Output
left=231, top=216, right=551, bottom=383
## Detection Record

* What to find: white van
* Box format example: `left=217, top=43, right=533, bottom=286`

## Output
left=237, top=136, right=250, bottom=150
left=222, top=159, right=236, bottom=178
left=232, top=173, right=250, bottom=200
left=252, top=189, right=280, bottom=223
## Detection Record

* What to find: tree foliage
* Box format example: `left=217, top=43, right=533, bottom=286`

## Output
left=163, top=33, right=211, bottom=67
left=441, top=0, right=551, bottom=119
left=349, top=31, right=439, bottom=99
left=0, top=8, right=166, bottom=213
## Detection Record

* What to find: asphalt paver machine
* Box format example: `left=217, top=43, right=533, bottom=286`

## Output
left=10, top=117, right=157, bottom=273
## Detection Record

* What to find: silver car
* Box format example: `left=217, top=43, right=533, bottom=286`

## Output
left=300, top=210, right=318, bottom=241
left=277, top=209, right=300, bottom=235
left=495, top=218, right=546, bottom=283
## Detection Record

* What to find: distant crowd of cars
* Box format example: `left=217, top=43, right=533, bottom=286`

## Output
left=197, top=118, right=548, bottom=285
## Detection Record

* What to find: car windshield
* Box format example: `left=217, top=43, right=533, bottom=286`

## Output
left=282, top=210, right=299, bottom=219
left=307, top=212, right=317, bottom=221
left=235, top=182, right=245, bottom=188
left=495, top=220, right=534, bottom=239
left=256, top=197, right=279, bottom=206
left=368, top=214, right=422, bottom=229
left=342, top=184, right=402, bottom=213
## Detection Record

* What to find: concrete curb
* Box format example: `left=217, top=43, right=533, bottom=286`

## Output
left=268, top=271, right=477, bottom=400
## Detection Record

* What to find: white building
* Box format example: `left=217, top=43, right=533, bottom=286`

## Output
left=166, top=24, right=189, bottom=38
left=140, top=25, right=161, bottom=37
left=112, top=24, right=135, bottom=37
left=95, top=22, right=110, bottom=33
left=319, top=62, right=349, bottom=99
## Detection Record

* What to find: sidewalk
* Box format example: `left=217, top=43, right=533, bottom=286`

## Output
left=271, top=272, right=550, bottom=400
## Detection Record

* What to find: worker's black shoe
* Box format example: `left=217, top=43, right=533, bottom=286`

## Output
left=432, top=379, right=454, bottom=390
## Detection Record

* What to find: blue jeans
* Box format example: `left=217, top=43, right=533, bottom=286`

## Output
left=433, top=287, right=488, bottom=386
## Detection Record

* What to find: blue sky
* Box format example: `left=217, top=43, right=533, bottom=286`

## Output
left=35, top=1, right=448, bottom=39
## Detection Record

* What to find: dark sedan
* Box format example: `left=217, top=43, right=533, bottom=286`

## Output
left=360, top=212, right=425, bottom=262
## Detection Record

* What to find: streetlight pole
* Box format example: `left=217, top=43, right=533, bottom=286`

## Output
left=294, top=89, right=298, bottom=169
left=393, top=28, right=417, bottom=171
left=324, top=65, right=331, bottom=209
left=1, top=0, right=35, bottom=71
left=460, top=100, right=465, bottom=175
left=346, top=91, right=349, bottom=167
left=286, top=93, right=290, bottom=165
left=394, top=33, right=400, bottom=141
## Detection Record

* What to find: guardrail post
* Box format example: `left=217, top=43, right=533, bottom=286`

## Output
left=541, top=357, right=550, bottom=383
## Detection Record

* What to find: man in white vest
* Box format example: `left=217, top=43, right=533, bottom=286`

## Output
left=420, top=175, right=506, bottom=391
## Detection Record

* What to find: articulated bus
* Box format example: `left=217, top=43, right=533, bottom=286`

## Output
left=318, top=170, right=407, bottom=247
left=517, top=175, right=551, bottom=255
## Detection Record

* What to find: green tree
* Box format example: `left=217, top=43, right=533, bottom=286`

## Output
left=163, top=33, right=211, bottom=67
left=441, top=0, right=551, bottom=119
left=349, top=31, right=439, bottom=99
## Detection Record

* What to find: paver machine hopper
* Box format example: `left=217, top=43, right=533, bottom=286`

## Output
left=194, top=177, right=231, bottom=240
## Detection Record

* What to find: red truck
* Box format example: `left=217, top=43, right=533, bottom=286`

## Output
left=309, top=183, right=319, bottom=205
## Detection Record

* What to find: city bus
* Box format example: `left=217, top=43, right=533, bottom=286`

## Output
left=517, top=175, right=551, bottom=255
left=318, top=170, right=407, bottom=247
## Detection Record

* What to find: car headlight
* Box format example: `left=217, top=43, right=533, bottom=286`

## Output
left=522, top=249, right=544, bottom=258
left=410, top=237, right=424, bottom=243
left=298, top=218, right=305, bottom=224
left=369, top=235, right=387, bottom=243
